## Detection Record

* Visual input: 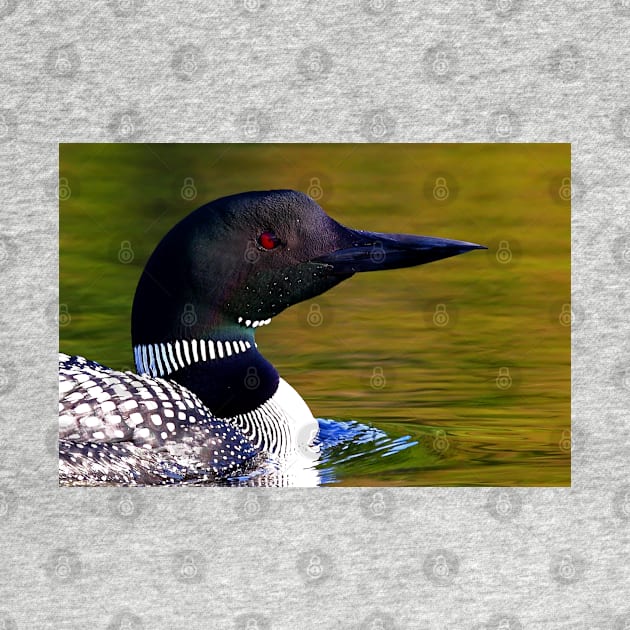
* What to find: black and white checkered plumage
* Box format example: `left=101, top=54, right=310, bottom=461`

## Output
left=59, top=354, right=259, bottom=485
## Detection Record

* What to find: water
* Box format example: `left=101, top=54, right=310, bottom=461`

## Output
left=59, top=143, right=570, bottom=486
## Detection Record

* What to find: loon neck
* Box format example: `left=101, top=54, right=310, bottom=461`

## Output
left=133, top=330, right=280, bottom=419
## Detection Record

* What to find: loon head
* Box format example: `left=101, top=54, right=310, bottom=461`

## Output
left=131, top=189, right=484, bottom=419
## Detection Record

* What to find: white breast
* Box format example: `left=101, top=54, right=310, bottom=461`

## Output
left=224, top=378, right=320, bottom=461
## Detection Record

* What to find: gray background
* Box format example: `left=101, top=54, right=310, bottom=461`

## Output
left=0, top=0, right=629, bottom=628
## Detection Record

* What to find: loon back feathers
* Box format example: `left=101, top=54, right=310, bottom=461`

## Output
left=59, top=354, right=259, bottom=484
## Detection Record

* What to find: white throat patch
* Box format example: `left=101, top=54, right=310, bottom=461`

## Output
left=133, top=338, right=253, bottom=377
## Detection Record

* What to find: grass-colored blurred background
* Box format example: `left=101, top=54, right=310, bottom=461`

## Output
left=59, top=143, right=570, bottom=486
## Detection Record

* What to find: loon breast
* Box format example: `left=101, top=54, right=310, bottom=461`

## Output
left=58, top=353, right=318, bottom=485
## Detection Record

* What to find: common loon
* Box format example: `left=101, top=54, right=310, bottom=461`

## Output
left=59, top=190, right=485, bottom=486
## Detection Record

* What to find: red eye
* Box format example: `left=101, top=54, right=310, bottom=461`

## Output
left=258, top=231, right=281, bottom=250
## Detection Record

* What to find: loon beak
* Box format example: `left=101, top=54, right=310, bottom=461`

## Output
left=312, top=229, right=487, bottom=274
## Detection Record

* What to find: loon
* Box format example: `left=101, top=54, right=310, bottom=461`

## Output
left=59, top=190, right=485, bottom=486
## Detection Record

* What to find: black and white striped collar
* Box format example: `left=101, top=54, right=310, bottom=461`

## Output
left=134, top=338, right=255, bottom=378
